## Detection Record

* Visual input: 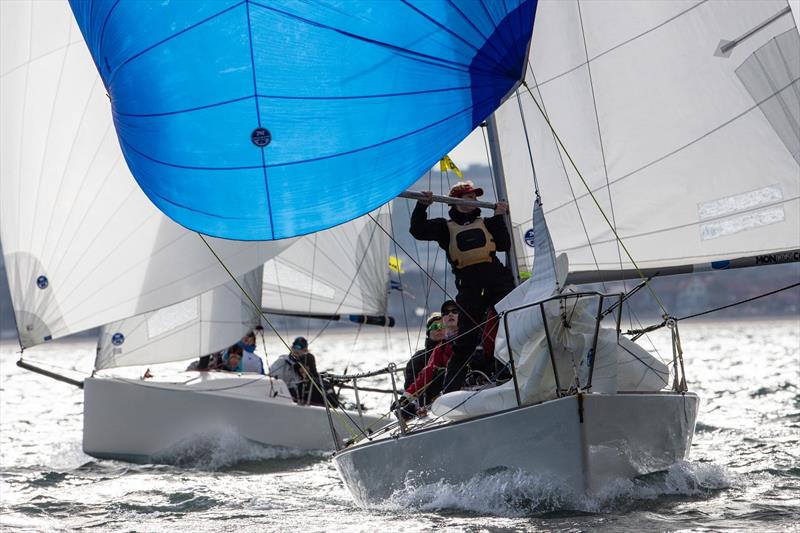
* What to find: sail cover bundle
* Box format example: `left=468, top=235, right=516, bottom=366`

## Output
left=68, top=0, right=537, bottom=240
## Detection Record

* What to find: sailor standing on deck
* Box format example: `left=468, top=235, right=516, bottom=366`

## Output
left=409, top=181, right=515, bottom=393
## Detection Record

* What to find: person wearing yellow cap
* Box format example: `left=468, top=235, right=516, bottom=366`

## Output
left=409, top=181, right=515, bottom=394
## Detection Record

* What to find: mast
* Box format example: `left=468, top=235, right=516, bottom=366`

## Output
left=485, top=115, right=522, bottom=285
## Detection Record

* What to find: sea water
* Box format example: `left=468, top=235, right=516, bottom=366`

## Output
left=1, top=319, right=798, bottom=532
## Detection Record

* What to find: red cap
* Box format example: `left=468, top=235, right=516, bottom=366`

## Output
left=448, top=180, right=484, bottom=198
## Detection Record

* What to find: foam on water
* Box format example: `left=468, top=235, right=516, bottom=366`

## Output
left=150, top=428, right=323, bottom=470
left=381, top=461, right=732, bottom=517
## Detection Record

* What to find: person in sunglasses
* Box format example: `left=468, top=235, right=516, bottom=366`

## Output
left=410, top=182, right=515, bottom=393
left=403, top=312, right=444, bottom=391
left=394, top=301, right=467, bottom=416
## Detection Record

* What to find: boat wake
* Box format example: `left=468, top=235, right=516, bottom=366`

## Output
left=381, top=461, right=731, bottom=517
left=150, top=429, right=322, bottom=470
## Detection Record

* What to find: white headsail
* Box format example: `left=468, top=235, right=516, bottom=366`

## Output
left=0, top=1, right=291, bottom=348
left=495, top=0, right=799, bottom=274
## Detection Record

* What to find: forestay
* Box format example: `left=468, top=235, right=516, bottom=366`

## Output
left=68, top=0, right=538, bottom=240
left=95, top=268, right=263, bottom=370
left=0, top=1, right=290, bottom=349
left=262, top=207, right=392, bottom=316
left=494, top=0, right=800, bottom=274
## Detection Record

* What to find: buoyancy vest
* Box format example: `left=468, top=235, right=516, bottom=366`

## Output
left=447, top=218, right=496, bottom=269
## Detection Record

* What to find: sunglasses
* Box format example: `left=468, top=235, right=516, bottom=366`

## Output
left=427, top=322, right=444, bottom=332
left=442, top=308, right=459, bottom=315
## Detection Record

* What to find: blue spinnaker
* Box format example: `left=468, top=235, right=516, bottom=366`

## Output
left=69, top=0, right=537, bottom=240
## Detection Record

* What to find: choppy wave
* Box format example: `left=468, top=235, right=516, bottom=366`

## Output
left=382, top=461, right=732, bottom=517
left=150, top=428, right=324, bottom=470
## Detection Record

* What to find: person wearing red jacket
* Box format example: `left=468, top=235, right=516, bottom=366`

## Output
left=402, top=304, right=500, bottom=408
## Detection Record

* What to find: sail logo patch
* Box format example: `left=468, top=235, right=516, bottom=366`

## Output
left=524, top=228, right=535, bottom=247
left=36, top=276, right=48, bottom=289
left=251, top=127, right=271, bottom=147
left=111, top=333, right=125, bottom=346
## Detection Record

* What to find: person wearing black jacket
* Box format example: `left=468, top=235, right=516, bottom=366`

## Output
left=410, top=181, right=515, bottom=393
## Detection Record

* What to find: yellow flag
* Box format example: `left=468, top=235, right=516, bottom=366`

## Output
left=439, top=155, right=464, bottom=179
left=388, top=255, right=404, bottom=273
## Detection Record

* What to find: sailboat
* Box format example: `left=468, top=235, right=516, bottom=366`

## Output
left=0, top=1, right=392, bottom=461
left=3, top=0, right=795, bottom=501
left=331, top=0, right=800, bottom=505
left=83, top=209, right=393, bottom=461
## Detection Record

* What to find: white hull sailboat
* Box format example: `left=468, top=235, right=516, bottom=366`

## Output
left=83, top=373, right=384, bottom=461
left=335, top=392, right=699, bottom=506
left=332, top=0, right=799, bottom=505
left=3, top=0, right=797, bottom=505
left=1, top=1, right=393, bottom=462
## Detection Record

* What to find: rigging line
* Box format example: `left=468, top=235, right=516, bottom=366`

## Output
left=678, top=281, right=800, bottom=321
left=512, top=88, right=540, bottom=196
left=198, top=233, right=290, bottom=351
left=525, top=65, right=608, bottom=293
left=389, top=209, right=414, bottom=358
left=366, top=211, right=460, bottom=310
left=307, top=232, right=319, bottom=339
left=521, top=81, right=669, bottom=316
left=309, top=219, right=382, bottom=345
left=403, top=199, right=428, bottom=350
left=198, top=237, right=363, bottom=438
left=576, top=0, right=626, bottom=291
left=369, top=311, right=500, bottom=436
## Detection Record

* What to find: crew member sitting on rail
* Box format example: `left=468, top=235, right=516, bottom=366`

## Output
left=238, top=330, right=265, bottom=374
left=393, top=301, right=500, bottom=417
left=269, top=336, right=333, bottom=405
left=403, top=312, right=444, bottom=390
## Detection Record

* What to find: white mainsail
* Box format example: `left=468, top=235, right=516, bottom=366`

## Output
left=495, top=0, right=799, bottom=274
left=0, top=1, right=290, bottom=348
left=262, top=207, right=392, bottom=317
